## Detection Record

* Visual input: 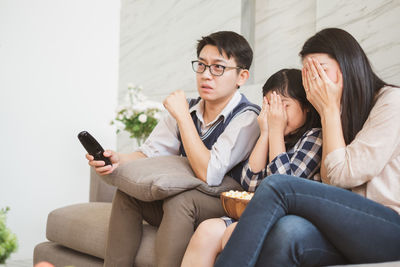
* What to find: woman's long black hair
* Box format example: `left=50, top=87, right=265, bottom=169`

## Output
left=263, top=68, right=321, bottom=149
left=300, top=28, right=390, bottom=144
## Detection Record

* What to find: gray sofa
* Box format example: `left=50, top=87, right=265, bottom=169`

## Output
left=33, top=168, right=399, bottom=267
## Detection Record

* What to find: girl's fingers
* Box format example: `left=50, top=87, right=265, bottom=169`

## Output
left=276, top=94, right=283, bottom=111
left=264, top=102, right=270, bottom=116
left=261, top=96, right=267, bottom=111
left=270, top=91, right=276, bottom=111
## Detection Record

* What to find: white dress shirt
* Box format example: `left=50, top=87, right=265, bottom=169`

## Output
left=138, top=91, right=260, bottom=186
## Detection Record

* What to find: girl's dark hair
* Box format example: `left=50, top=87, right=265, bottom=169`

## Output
left=197, top=31, right=253, bottom=70
left=299, top=28, right=389, bottom=144
left=263, top=69, right=321, bottom=149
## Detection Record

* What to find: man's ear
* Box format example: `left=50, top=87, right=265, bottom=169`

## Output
left=236, top=69, right=250, bottom=88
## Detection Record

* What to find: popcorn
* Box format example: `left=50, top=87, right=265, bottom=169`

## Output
left=223, top=190, right=254, bottom=200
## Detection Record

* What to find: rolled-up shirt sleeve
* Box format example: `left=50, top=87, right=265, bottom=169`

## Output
left=206, top=111, right=260, bottom=186
left=137, top=112, right=181, bottom=157
left=240, top=159, right=267, bottom=191
left=325, top=87, right=400, bottom=188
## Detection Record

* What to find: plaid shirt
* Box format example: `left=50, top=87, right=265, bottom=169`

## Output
left=240, top=128, right=322, bottom=192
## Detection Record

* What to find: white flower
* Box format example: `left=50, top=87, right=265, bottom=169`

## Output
left=138, top=114, right=147, bottom=123
left=117, top=113, right=124, bottom=120
left=127, top=83, right=134, bottom=89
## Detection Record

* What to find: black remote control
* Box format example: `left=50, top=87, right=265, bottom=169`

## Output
left=78, top=131, right=112, bottom=166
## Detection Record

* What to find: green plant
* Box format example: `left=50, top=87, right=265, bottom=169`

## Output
left=111, top=84, right=164, bottom=146
left=0, top=207, right=18, bottom=264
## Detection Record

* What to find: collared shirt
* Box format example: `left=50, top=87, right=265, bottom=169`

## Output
left=240, top=128, right=322, bottom=192
left=138, top=91, right=260, bottom=186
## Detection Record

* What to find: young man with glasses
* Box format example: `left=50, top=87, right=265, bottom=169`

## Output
left=87, top=31, right=260, bottom=267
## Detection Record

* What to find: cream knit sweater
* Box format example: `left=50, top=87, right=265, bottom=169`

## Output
left=325, top=86, right=400, bottom=215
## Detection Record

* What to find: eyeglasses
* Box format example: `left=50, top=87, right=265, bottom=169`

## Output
left=191, top=60, right=243, bottom=76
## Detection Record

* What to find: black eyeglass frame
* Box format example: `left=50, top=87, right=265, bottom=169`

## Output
left=191, top=60, right=243, bottom=76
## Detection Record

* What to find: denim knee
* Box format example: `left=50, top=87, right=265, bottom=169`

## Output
left=266, top=215, right=311, bottom=249
left=256, top=215, right=347, bottom=267
left=255, top=215, right=315, bottom=266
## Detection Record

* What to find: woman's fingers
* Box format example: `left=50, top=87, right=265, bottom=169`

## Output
left=302, top=67, right=308, bottom=91
left=312, top=58, right=330, bottom=82
left=303, top=66, right=314, bottom=94
left=308, top=58, right=320, bottom=82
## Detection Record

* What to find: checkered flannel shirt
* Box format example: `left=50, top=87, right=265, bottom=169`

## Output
left=240, top=128, right=322, bottom=192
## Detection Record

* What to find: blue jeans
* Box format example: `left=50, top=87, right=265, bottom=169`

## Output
left=214, top=175, right=400, bottom=267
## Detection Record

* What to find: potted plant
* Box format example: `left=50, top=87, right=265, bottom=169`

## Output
left=111, top=84, right=164, bottom=146
left=0, top=207, right=18, bottom=266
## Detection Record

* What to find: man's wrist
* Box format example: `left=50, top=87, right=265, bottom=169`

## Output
left=176, top=112, right=193, bottom=126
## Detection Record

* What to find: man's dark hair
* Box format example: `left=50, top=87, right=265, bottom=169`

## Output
left=196, top=31, right=253, bottom=70
left=263, top=69, right=321, bottom=149
left=300, top=28, right=392, bottom=144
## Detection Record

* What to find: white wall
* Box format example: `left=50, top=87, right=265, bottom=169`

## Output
left=0, top=0, right=120, bottom=260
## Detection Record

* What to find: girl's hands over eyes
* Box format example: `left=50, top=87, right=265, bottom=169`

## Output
left=267, top=91, right=287, bottom=135
left=257, top=96, right=269, bottom=134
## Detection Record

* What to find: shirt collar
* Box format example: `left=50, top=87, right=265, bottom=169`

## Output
left=189, top=91, right=242, bottom=126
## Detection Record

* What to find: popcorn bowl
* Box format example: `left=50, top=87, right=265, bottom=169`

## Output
left=220, top=191, right=254, bottom=220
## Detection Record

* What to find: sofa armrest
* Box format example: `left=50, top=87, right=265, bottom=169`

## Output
left=89, top=167, right=116, bottom=202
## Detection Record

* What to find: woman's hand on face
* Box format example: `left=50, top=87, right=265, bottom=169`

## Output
left=302, top=57, right=343, bottom=115
left=257, top=96, right=269, bottom=134
left=267, top=91, right=287, bottom=135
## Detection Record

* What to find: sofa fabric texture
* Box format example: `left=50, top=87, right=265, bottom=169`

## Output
left=42, top=202, right=157, bottom=267
left=46, top=202, right=111, bottom=259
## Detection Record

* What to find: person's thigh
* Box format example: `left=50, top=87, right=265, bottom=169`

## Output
left=216, top=175, right=400, bottom=267
left=255, top=215, right=347, bottom=267
left=156, top=189, right=225, bottom=267
left=104, top=190, right=163, bottom=266
left=266, top=176, right=400, bottom=263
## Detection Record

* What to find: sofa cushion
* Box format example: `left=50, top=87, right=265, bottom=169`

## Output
left=34, top=241, right=103, bottom=267
left=46, top=203, right=112, bottom=259
left=100, top=155, right=243, bottom=201
left=45, top=202, right=157, bottom=266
